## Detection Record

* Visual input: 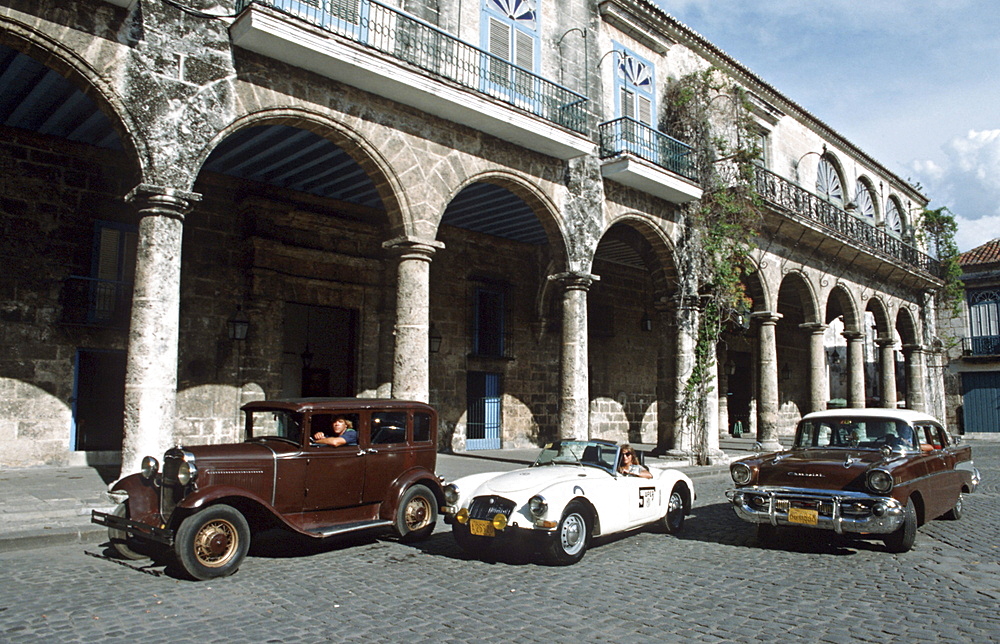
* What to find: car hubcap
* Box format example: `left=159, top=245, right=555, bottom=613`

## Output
left=560, top=513, right=585, bottom=555
left=194, top=519, right=238, bottom=567
left=668, top=492, right=682, bottom=524
left=405, top=497, right=431, bottom=531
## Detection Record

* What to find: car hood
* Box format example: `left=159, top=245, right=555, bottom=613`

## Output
left=477, top=465, right=602, bottom=496
left=755, top=449, right=886, bottom=490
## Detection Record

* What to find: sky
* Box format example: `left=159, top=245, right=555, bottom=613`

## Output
left=653, top=0, right=999, bottom=253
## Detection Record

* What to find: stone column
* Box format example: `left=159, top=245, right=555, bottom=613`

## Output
left=672, top=296, right=700, bottom=453
left=801, top=323, right=828, bottom=413
left=902, top=344, right=926, bottom=412
left=121, top=185, right=199, bottom=476
left=876, top=337, right=898, bottom=409
left=383, top=237, right=443, bottom=403
left=752, top=311, right=782, bottom=451
left=549, top=272, right=597, bottom=440
left=844, top=331, right=866, bottom=408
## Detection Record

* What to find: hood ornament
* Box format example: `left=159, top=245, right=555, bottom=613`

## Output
left=844, top=455, right=860, bottom=468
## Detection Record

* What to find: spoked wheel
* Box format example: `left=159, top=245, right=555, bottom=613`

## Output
left=543, top=501, right=591, bottom=565
left=395, top=485, right=437, bottom=543
left=175, top=504, right=250, bottom=580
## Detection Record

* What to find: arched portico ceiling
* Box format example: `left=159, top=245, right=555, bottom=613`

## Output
left=777, top=271, right=819, bottom=324
left=865, top=297, right=892, bottom=336
left=441, top=182, right=547, bottom=245
left=202, top=124, right=385, bottom=211
left=594, top=220, right=678, bottom=295
left=0, top=44, right=121, bottom=149
left=896, top=306, right=919, bottom=345
left=826, top=284, right=861, bottom=330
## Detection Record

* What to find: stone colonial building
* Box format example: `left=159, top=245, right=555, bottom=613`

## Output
left=0, top=0, right=946, bottom=472
left=940, top=238, right=1000, bottom=435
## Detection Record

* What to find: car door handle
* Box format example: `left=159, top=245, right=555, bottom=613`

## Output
left=366, top=448, right=379, bottom=455
left=356, top=450, right=366, bottom=456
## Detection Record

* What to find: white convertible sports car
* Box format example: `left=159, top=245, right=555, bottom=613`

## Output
left=441, top=440, right=695, bottom=564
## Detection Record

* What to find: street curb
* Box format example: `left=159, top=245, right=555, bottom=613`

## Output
left=0, top=526, right=105, bottom=553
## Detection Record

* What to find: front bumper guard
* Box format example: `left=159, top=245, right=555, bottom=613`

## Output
left=725, top=486, right=905, bottom=535
left=91, top=509, right=175, bottom=547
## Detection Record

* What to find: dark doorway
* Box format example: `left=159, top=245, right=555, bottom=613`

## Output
left=284, top=303, right=358, bottom=398
left=727, top=351, right=752, bottom=436
left=467, top=371, right=502, bottom=449
left=73, top=349, right=126, bottom=450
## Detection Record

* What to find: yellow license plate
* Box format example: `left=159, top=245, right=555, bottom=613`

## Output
left=788, top=508, right=818, bottom=525
left=470, top=519, right=495, bottom=537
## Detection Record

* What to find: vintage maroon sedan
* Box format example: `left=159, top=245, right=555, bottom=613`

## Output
left=726, top=408, right=980, bottom=552
left=93, top=399, right=443, bottom=580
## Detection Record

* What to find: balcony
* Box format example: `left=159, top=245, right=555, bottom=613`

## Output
left=598, top=117, right=702, bottom=204
left=231, top=0, right=594, bottom=160
left=720, top=164, right=942, bottom=279
left=60, top=276, right=132, bottom=329
left=963, top=335, right=1000, bottom=358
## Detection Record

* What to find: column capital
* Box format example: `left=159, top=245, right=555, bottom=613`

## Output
left=125, top=184, right=202, bottom=220
left=901, top=343, right=924, bottom=355
left=548, top=271, right=599, bottom=291
left=799, top=322, right=828, bottom=333
left=842, top=330, right=865, bottom=342
left=875, top=336, right=896, bottom=347
left=751, top=311, right=782, bottom=325
left=382, top=236, right=445, bottom=261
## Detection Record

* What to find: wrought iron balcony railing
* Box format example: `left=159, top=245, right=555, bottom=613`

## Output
left=60, top=276, right=132, bottom=328
left=598, top=117, right=698, bottom=182
left=962, top=335, right=1000, bottom=357
left=719, top=163, right=942, bottom=278
left=235, top=0, right=589, bottom=135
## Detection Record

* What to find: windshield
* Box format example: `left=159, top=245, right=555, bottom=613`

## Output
left=533, top=441, right=619, bottom=474
left=795, top=417, right=917, bottom=452
left=246, top=410, right=303, bottom=443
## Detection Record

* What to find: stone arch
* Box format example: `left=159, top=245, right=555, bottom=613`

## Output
left=195, top=109, right=409, bottom=236
left=743, top=255, right=771, bottom=313
left=440, top=169, right=569, bottom=269
left=777, top=270, right=821, bottom=324
left=825, top=282, right=861, bottom=331
left=895, top=305, right=920, bottom=346
left=0, top=21, right=146, bottom=183
left=865, top=295, right=893, bottom=337
left=594, top=213, right=679, bottom=299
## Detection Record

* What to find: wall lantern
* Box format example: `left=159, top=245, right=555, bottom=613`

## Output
left=830, top=347, right=841, bottom=365
left=780, top=363, right=791, bottom=381
left=429, top=323, right=443, bottom=353
left=227, top=305, right=250, bottom=341
left=641, top=312, right=653, bottom=332
left=726, top=359, right=737, bottom=376
left=300, top=345, right=314, bottom=368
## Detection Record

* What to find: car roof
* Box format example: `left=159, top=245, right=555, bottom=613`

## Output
left=241, top=398, right=436, bottom=414
left=800, top=408, right=940, bottom=425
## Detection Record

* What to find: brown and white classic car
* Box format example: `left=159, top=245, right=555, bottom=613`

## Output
left=726, top=408, right=980, bottom=552
left=92, top=399, right=443, bottom=580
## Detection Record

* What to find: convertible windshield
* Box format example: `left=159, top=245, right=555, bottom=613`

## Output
left=533, top=441, right=619, bottom=473
left=795, top=417, right=917, bottom=452
left=246, top=410, right=303, bottom=443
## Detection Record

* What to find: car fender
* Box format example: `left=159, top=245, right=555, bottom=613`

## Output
left=653, top=468, right=695, bottom=512
left=109, top=472, right=161, bottom=526
left=447, top=471, right=518, bottom=507
left=379, top=467, right=444, bottom=522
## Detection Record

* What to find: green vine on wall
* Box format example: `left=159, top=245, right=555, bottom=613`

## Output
left=921, top=205, right=965, bottom=316
left=661, top=68, right=764, bottom=463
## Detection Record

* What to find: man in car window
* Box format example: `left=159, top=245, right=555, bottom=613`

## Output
left=312, top=415, right=358, bottom=447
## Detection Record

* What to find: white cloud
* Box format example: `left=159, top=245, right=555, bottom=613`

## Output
left=911, top=130, right=1000, bottom=252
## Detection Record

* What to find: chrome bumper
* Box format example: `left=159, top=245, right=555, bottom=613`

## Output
left=726, top=486, right=905, bottom=535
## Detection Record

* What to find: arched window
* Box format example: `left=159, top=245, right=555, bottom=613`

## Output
left=615, top=49, right=655, bottom=125
left=483, top=0, right=538, bottom=78
left=816, top=156, right=844, bottom=207
left=853, top=179, right=876, bottom=221
left=885, top=196, right=904, bottom=236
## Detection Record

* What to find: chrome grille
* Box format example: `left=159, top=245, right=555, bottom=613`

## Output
left=469, top=496, right=516, bottom=521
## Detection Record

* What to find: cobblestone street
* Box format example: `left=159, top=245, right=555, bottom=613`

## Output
left=2, top=444, right=998, bottom=643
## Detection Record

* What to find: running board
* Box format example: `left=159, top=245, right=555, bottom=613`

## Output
left=306, top=519, right=393, bottom=538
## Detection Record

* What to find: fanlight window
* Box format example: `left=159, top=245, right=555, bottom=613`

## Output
left=489, top=0, right=535, bottom=25
left=885, top=198, right=903, bottom=235
left=853, top=182, right=876, bottom=220
left=816, top=157, right=844, bottom=206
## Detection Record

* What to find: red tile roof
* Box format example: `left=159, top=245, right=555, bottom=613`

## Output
left=958, top=238, right=1000, bottom=267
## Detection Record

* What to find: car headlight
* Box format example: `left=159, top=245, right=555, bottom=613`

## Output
left=443, top=483, right=459, bottom=506
left=528, top=495, right=548, bottom=518
left=731, top=463, right=752, bottom=486
left=176, top=460, right=198, bottom=486
left=140, top=456, right=159, bottom=480
left=867, top=469, right=893, bottom=494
